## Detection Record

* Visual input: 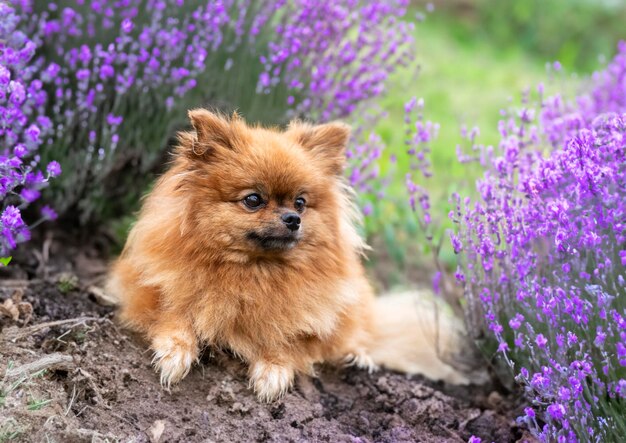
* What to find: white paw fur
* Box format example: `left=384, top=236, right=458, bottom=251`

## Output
left=151, top=335, right=197, bottom=389
left=344, top=350, right=378, bottom=373
left=249, top=361, right=294, bottom=402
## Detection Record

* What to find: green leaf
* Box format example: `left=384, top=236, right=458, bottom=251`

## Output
left=0, top=257, right=12, bottom=267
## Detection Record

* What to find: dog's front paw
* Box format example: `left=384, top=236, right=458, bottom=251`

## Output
left=249, top=361, right=294, bottom=402
left=151, top=333, right=198, bottom=389
left=343, top=350, right=378, bottom=373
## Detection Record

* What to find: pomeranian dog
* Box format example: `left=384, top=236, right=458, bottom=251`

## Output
left=106, top=109, right=470, bottom=401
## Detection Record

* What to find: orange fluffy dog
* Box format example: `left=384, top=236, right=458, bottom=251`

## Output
left=107, top=109, right=469, bottom=401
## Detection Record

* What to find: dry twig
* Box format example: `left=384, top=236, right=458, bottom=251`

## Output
left=5, top=352, right=74, bottom=378
left=1, top=316, right=98, bottom=342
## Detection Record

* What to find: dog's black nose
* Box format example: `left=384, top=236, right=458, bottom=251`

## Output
left=281, top=212, right=301, bottom=231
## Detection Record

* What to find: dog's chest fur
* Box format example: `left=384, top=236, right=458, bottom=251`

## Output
left=189, top=263, right=361, bottom=350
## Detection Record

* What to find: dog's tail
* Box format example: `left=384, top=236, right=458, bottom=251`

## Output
left=368, top=291, right=485, bottom=385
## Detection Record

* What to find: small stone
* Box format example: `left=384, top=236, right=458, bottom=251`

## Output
left=148, top=419, right=166, bottom=443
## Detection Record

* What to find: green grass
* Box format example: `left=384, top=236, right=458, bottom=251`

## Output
left=0, top=419, right=22, bottom=443
left=56, top=274, right=79, bottom=295
left=26, top=398, right=51, bottom=412
left=377, top=15, right=551, bottom=196
left=1, top=368, right=49, bottom=410
left=0, top=363, right=26, bottom=409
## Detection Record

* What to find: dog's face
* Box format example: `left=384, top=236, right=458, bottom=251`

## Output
left=177, top=109, right=350, bottom=261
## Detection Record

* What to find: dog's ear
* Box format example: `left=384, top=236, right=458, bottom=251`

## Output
left=287, top=121, right=351, bottom=174
left=184, top=109, right=245, bottom=159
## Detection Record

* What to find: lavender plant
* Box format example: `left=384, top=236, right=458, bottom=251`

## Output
left=259, top=0, right=414, bottom=122
left=2, top=0, right=414, bottom=253
left=1, top=2, right=60, bottom=257
left=453, top=43, right=626, bottom=441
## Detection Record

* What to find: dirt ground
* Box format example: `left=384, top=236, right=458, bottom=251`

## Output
left=0, top=236, right=533, bottom=443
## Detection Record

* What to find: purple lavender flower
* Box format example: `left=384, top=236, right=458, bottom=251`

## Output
left=547, top=403, right=566, bottom=421
left=432, top=271, right=442, bottom=295
left=362, top=202, right=373, bottom=217
left=0, top=206, right=29, bottom=255
left=535, top=334, right=547, bottom=349
left=404, top=97, right=438, bottom=228
left=40, top=205, right=58, bottom=221
left=0, top=3, right=59, bottom=256
left=46, top=161, right=62, bottom=178
left=20, top=188, right=41, bottom=203
left=0, top=65, right=10, bottom=85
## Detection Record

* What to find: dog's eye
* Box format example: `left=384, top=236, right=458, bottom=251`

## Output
left=243, top=193, right=263, bottom=209
left=294, top=197, right=306, bottom=212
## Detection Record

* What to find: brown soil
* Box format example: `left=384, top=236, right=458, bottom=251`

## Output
left=0, top=238, right=532, bottom=443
